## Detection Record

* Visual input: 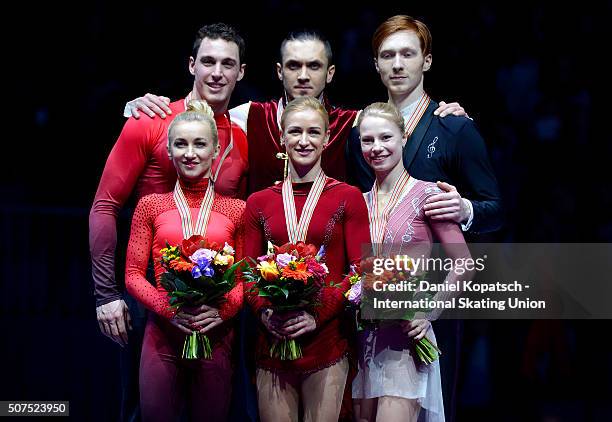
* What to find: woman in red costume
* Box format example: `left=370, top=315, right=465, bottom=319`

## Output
left=244, top=96, right=370, bottom=422
left=125, top=100, right=244, bottom=421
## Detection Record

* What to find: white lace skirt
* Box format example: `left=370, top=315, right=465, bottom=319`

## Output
left=352, top=323, right=445, bottom=422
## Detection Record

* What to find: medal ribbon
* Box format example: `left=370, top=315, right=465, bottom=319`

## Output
left=404, top=92, right=430, bottom=138
left=173, top=179, right=215, bottom=239
left=282, top=169, right=327, bottom=243
left=368, top=170, right=412, bottom=255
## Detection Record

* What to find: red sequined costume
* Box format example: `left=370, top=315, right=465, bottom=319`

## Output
left=90, top=96, right=248, bottom=306
left=125, top=177, right=245, bottom=421
left=244, top=178, right=370, bottom=373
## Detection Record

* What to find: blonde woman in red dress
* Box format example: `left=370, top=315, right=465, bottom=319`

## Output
left=125, top=100, right=245, bottom=421
left=244, top=96, right=371, bottom=422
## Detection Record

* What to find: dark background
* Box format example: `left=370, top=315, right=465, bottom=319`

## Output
left=2, top=1, right=611, bottom=420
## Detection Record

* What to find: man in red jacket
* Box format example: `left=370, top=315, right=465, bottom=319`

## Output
left=89, top=23, right=248, bottom=421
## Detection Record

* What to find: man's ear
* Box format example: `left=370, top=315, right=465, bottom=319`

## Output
left=237, top=64, right=246, bottom=82
left=326, top=64, right=336, bottom=84
left=276, top=62, right=283, bottom=81
left=423, top=54, right=432, bottom=72
left=189, top=56, right=196, bottom=76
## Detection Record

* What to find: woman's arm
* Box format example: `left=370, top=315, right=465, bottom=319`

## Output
left=217, top=207, right=246, bottom=321
left=313, top=187, right=371, bottom=326
left=425, top=214, right=473, bottom=321
left=243, top=195, right=272, bottom=314
left=125, top=196, right=176, bottom=319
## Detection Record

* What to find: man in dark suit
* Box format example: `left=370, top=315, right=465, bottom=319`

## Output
left=346, top=15, right=503, bottom=421
left=347, top=16, right=502, bottom=234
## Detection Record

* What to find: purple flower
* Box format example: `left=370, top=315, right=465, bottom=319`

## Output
left=201, top=265, right=215, bottom=277
left=347, top=281, right=362, bottom=305
left=275, top=253, right=295, bottom=268
left=192, top=255, right=215, bottom=278
left=316, top=245, right=326, bottom=260
left=191, top=266, right=202, bottom=278
left=190, top=248, right=216, bottom=263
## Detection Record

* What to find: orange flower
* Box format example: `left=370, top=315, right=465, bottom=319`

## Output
left=169, top=259, right=195, bottom=272
left=281, top=261, right=312, bottom=283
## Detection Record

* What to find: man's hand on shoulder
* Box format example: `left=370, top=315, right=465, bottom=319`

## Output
left=424, top=181, right=471, bottom=225
left=124, top=93, right=172, bottom=119
left=433, top=101, right=470, bottom=119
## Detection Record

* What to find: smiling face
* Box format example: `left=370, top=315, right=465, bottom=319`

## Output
left=282, top=108, right=330, bottom=173
left=359, top=115, right=406, bottom=174
left=277, top=39, right=335, bottom=100
left=375, top=30, right=431, bottom=98
left=189, top=37, right=245, bottom=114
left=168, top=120, right=220, bottom=182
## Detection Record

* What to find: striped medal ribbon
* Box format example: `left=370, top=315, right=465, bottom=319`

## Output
left=368, top=170, right=411, bottom=256
left=173, top=179, right=215, bottom=239
left=282, top=169, right=327, bottom=243
left=404, top=92, right=430, bottom=138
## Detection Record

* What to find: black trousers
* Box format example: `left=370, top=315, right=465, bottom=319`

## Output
left=432, top=319, right=463, bottom=422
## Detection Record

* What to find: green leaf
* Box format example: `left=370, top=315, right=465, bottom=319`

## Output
left=222, top=258, right=247, bottom=282
left=174, top=278, right=188, bottom=292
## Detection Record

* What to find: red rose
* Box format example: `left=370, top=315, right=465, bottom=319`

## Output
left=273, top=242, right=318, bottom=259
left=360, top=256, right=377, bottom=273
left=181, top=235, right=220, bottom=257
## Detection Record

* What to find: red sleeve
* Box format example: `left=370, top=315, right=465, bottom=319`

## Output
left=124, top=195, right=175, bottom=319
left=218, top=201, right=246, bottom=321
left=243, top=193, right=272, bottom=314
left=218, top=281, right=243, bottom=321
left=314, top=186, right=371, bottom=325
left=89, top=117, right=162, bottom=306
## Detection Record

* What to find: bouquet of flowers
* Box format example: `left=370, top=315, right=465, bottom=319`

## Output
left=345, top=257, right=441, bottom=365
left=244, top=241, right=329, bottom=360
left=159, top=235, right=244, bottom=359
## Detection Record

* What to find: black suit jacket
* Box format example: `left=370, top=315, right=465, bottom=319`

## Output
left=346, top=100, right=503, bottom=234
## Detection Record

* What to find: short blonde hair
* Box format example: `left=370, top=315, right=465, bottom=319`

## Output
left=168, top=100, right=218, bottom=147
left=280, top=96, right=329, bottom=132
left=356, top=102, right=405, bottom=134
